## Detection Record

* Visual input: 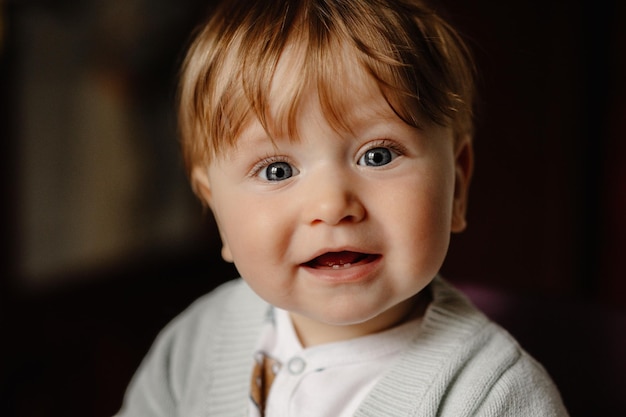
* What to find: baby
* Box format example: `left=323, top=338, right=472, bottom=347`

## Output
left=116, top=0, right=569, bottom=415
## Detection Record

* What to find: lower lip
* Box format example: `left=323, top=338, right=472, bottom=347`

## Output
left=300, top=255, right=383, bottom=284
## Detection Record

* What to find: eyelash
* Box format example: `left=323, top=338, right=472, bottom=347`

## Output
left=248, top=155, right=293, bottom=178
left=360, top=140, right=406, bottom=159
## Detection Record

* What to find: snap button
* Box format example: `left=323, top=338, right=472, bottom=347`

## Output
left=287, top=357, right=306, bottom=375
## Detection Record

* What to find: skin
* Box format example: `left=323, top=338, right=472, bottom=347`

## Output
left=192, top=49, right=473, bottom=347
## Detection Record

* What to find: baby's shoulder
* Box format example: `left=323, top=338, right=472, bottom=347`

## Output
left=423, top=279, right=568, bottom=415
left=168, top=278, right=266, bottom=337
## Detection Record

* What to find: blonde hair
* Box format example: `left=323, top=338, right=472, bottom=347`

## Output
left=178, top=0, right=476, bottom=175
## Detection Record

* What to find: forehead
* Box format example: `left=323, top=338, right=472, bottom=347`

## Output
left=259, top=40, right=399, bottom=140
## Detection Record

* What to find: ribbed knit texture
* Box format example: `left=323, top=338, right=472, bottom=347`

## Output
left=115, top=277, right=569, bottom=417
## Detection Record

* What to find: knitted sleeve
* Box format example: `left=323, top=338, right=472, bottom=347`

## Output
left=472, top=353, right=570, bottom=417
left=424, top=320, right=570, bottom=417
left=113, top=280, right=243, bottom=417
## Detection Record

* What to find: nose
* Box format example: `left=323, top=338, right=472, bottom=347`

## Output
left=301, top=167, right=366, bottom=226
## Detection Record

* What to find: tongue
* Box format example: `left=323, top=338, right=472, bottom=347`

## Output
left=313, top=251, right=364, bottom=267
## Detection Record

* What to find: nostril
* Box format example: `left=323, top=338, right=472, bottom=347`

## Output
left=309, top=203, right=366, bottom=226
left=302, top=176, right=366, bottom=225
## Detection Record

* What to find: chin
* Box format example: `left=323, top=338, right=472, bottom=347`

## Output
left=313, top=300, right=399, bottom=327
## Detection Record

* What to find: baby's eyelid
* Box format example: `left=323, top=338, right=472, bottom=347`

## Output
left=361, top=139, right=406, bottom=155
left=250, top=156, right=299, bottom=181
left=249, top=155, right=286, bottom=176
left=357, top=140, right=405, bottom=166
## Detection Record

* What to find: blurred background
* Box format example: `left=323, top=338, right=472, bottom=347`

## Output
left=1, top=0, right=624, bottom=416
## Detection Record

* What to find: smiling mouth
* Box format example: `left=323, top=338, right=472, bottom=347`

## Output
left=303, top=251, right=381, bottom=270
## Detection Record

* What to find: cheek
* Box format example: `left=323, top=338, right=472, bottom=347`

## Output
left=383, top=172, right=454, bottom=269
left=396, top=196, right=451, bottom=253
left=215, top=195, right=293, bottom=277
left=223, top=209, right=299, bottom=308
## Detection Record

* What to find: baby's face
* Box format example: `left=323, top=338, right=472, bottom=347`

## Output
left=193, top=53, right=472, bottom=345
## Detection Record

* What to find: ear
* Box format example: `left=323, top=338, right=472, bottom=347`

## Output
left=191, top=166, right=234, bottom=263
left=451, top=134, right=474, bottom=233
left=191, top=165, right=213, bottom=206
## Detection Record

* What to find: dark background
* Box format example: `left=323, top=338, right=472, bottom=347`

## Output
left=1, top=0, right=625, bottom=416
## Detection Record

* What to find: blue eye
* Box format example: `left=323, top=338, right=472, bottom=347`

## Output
left=260, top=161, right=296, bottom=181
left=358, top=147, right=396, bottom=167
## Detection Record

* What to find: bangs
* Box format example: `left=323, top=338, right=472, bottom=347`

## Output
left=179, top=0, right=475, bottom=170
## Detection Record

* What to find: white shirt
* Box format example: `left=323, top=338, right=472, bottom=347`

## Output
left=249, top=308, right=421, bottom=417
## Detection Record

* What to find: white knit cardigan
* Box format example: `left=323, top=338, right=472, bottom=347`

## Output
left=115, top=277, right=569, bottom=416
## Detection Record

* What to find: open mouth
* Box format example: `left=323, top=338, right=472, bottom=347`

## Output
left=303, top=251, right=381, bottom=270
